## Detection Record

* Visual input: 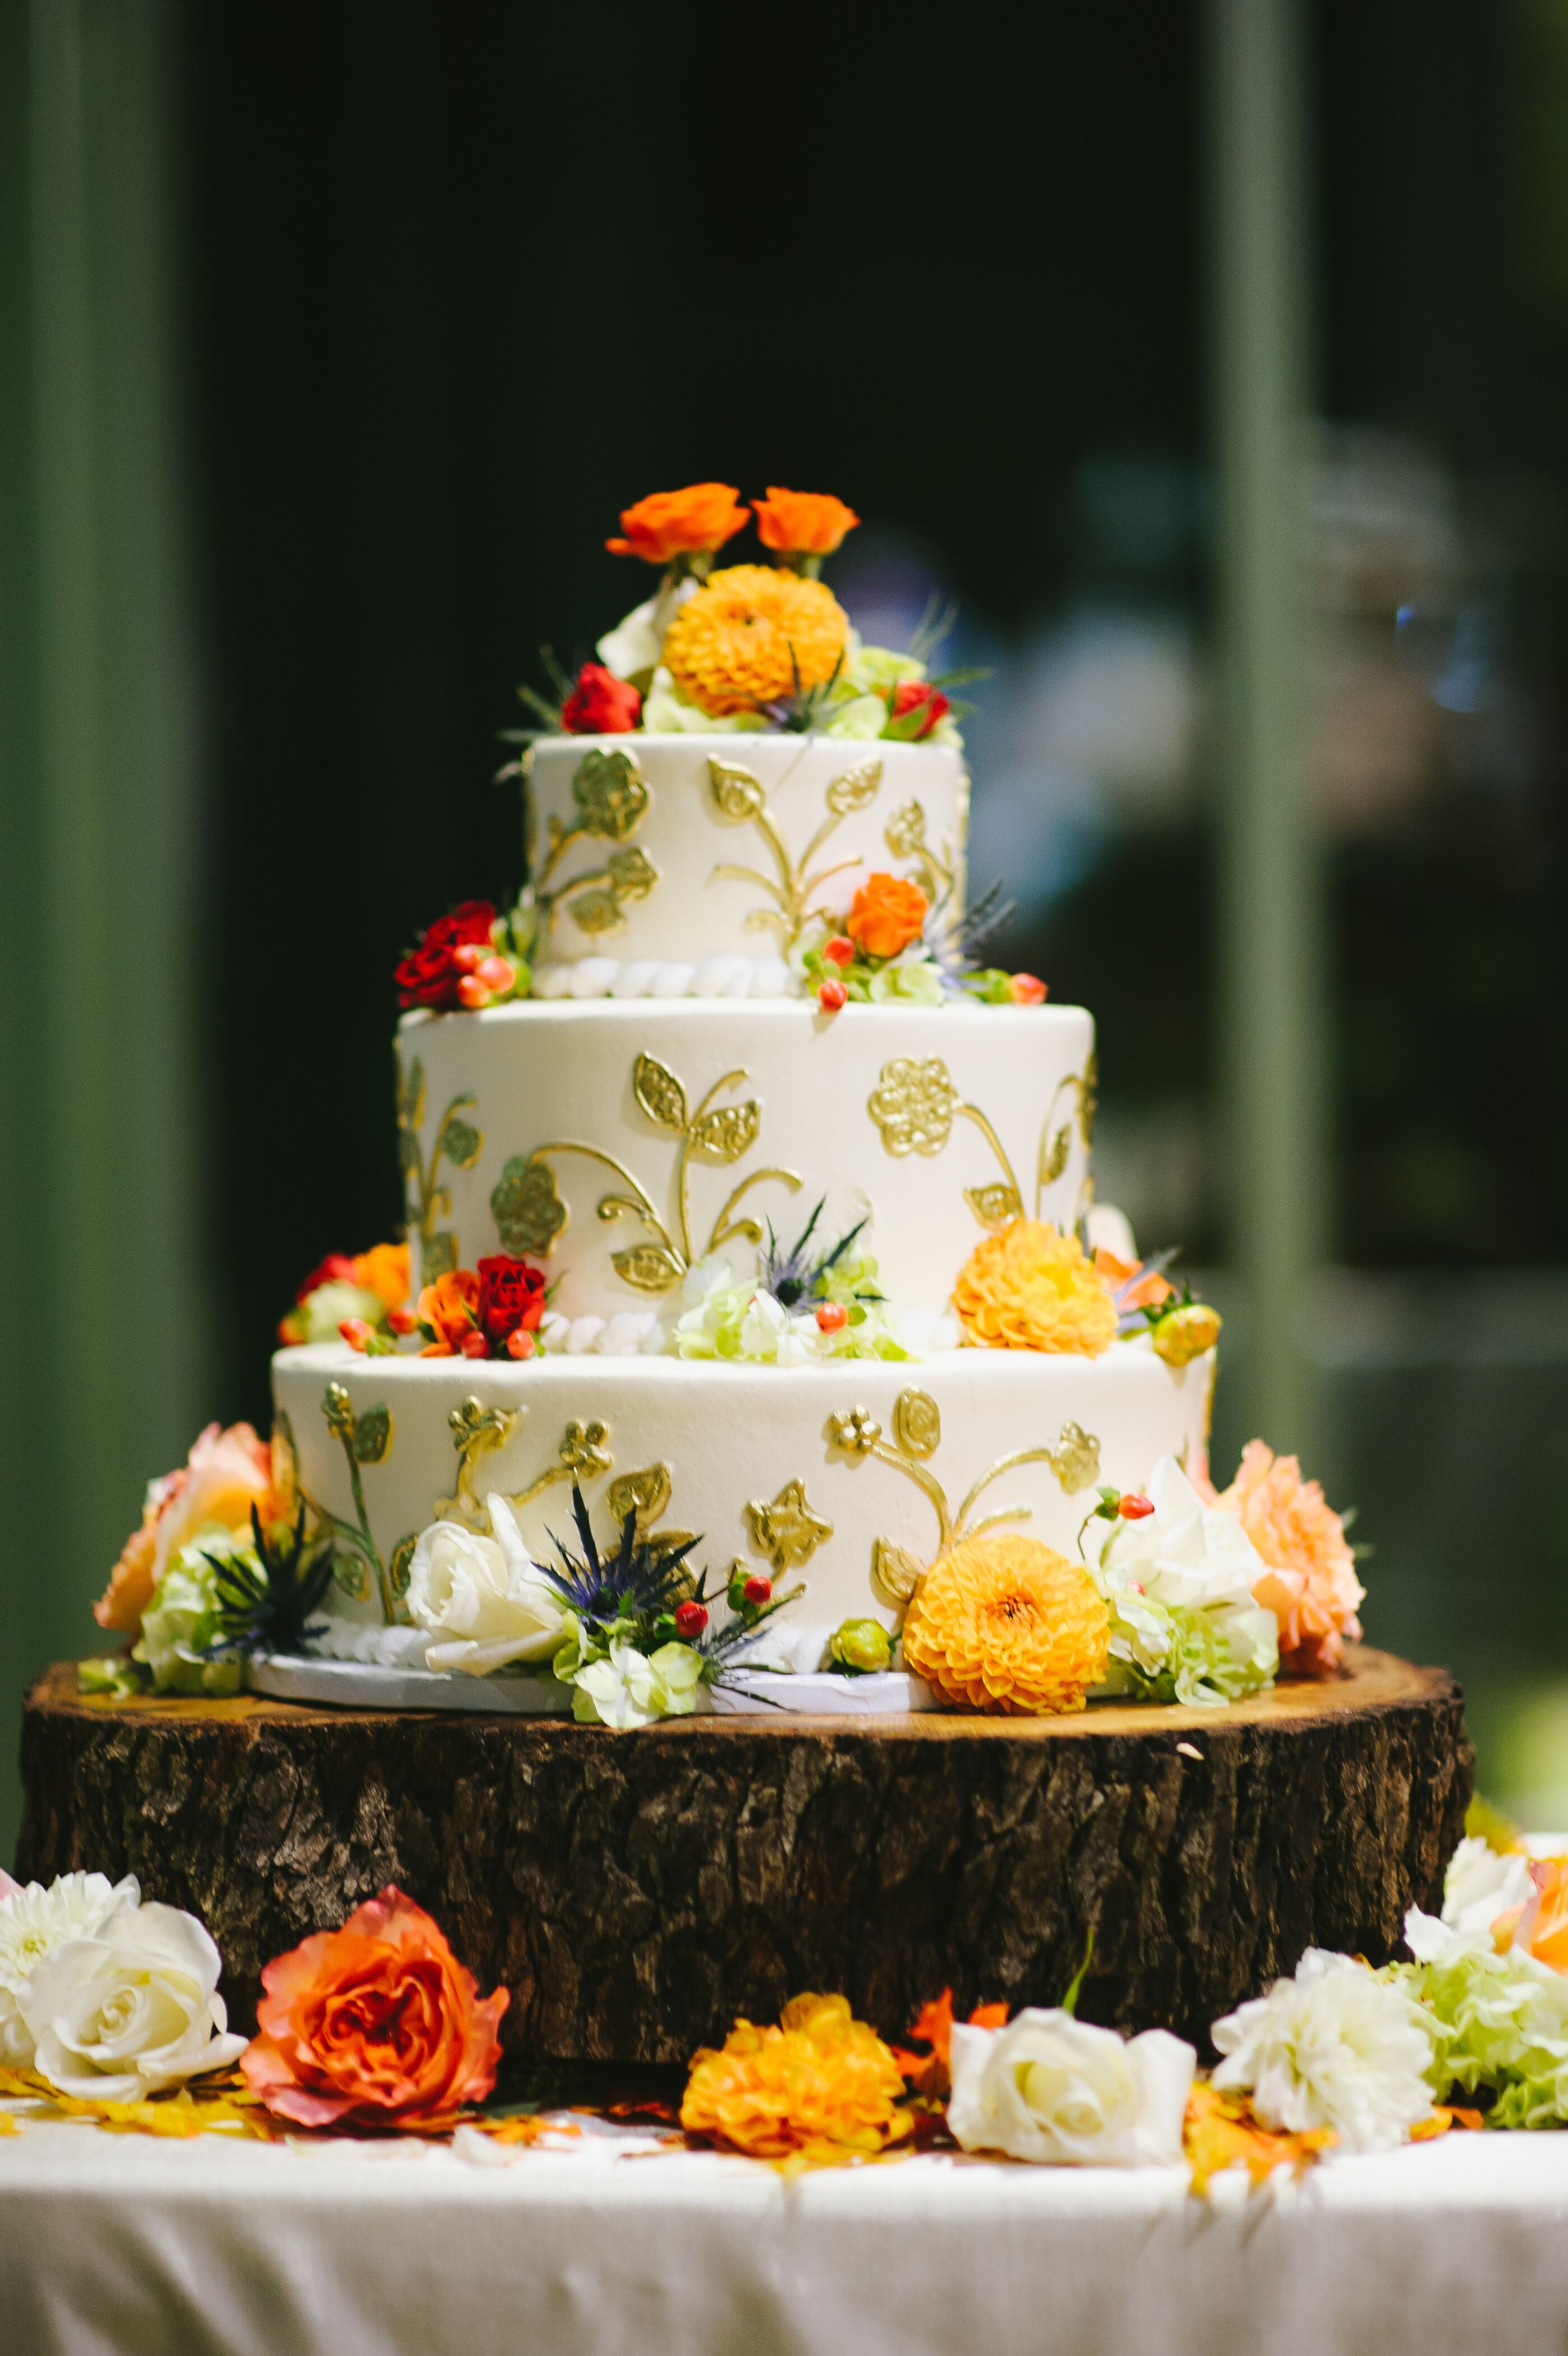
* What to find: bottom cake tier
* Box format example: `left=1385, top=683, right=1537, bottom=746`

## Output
left=18, top=1650, right=1473, bottom=2059
left=271, top=1338, right=1216, bottom=1673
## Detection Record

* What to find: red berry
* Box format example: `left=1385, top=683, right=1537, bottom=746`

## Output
left=674, top=1600, right=709, bottom=1640
left=823, top=936, right=856, bottom=967
left=452, top=942, right=485, bottom=973
left=1010, top=973, right=1047, bottom=1005
left=505, top=1328, right=535, bottom=1359
left=477, top=954, right=515, bottom=991
left=817, top=979, right=848, bottom=1013
left=457, top=974, right=491, bottom=1010
left=1119, top=1492, right=1155, bottom=1519
left=387, top=1306, right=419, bottom=1336
left=743, top=1574, right=772, bottom=1606
left=459, top=1328, right=490, bottom=1358
left=338, top=1317, right=374, bottom=1353
left=815, top=1301, right=849, bottom=1332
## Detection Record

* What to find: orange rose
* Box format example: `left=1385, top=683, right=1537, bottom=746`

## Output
left=95, top=1421, right=274, bottom=1634
left=606, top=483, right=749, bottom=564
left=240, top=1886, right=508, bottom=2129
left=845, top=872, right=929, bottom=960
left=416, top=1267, right=480, bottom=1356
left=1094, top=1246, right=1172, bottom=1314
left=350, top=1241, right=410, bottom=1313
left=752, top=487, right=860, bottom=561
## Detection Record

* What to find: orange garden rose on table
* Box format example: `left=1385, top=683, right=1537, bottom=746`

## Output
left=952, top=1221, right=1119, bottom=1355
left=606, top=482, right=749, bottom=567
left=240, top=1886, right=508, bottom=2129
left=1214, top=1441, right=1364, bottom=1676
left=901, top=1534, right=1111, bottom=1714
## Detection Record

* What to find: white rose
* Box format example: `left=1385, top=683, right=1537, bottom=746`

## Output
left=1093, top=1456, right=1279, bottom=1704
left=946, top=2008, right=1195, bottom=2166
left=22, top=1902, right=246, bottom=2100
left=1211, top=1948, right=1436, bottom=2152
left=0, top=1870, right=140, bottom=2064
left=1443, top=1835, right=1534, bottom=1944
left=406, top=1497, right=567, bottom=1676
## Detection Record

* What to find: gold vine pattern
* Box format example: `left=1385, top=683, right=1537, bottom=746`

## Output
left=435, top=1405, right=696, bottom=1570
left=1036, top=1051, right=1098, bottom=1213
left=527, top=747, right=660, bottom=939
left=489, top=1052, right=801, bottom=1296
left=397, top=1053, right=482, bottom=1281
left=865, top=1050, right=1099, bottom=1234
left=273, top=1393, right=416, bottom=1626
left=826, top=1389, right=1102, bottom=1608
left=883, top=797, right=955, bottom=905
left=707, top=753, right=883, bottom=948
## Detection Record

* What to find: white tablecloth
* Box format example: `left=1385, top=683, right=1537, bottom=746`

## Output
left=4, top=2110, right=1568, bottom=2356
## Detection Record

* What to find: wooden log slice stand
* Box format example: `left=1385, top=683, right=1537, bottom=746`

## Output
left=17, top=1647, right=1472, bottom=2060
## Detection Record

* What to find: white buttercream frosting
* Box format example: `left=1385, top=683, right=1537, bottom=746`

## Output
left=533, top=954, right=794, bottom=1001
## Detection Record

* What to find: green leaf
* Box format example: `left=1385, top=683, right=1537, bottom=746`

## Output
left=352, top=1404, right=393, bottom=1465
left=1059, top=1929, right=1096, bottom=2016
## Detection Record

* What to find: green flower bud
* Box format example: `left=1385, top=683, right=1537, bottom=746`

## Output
left=829, top=1618, right=893, bottom=1674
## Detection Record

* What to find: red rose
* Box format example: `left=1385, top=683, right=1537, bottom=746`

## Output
left=560, top=663, right=642, bottom=735
left=476, top=1254, right=548, bottom=1346
left=296, top=1253, right=356, bottom=1301
left=394, top=901, right=498, bottom=1010
left=886, top=680, right=951, bottom=740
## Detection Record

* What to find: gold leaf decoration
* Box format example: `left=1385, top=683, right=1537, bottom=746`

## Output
left=827, top=1406, right=882, bottom=1455
left=437, top=1396, right=518, bottom=1526
left=871, top=1538, right=926, bottom=1606
left=571, top=746, right=650, bottom=840
left=891, top=1388, right=942, bottom=1460
left=606, top=845, right=659, bottom=899
left=397, top=1052, right=426, bottom=1136
left=1043, top=1421, right=1101, bottom=1495
left=490, top=1154, right=568, bottom=1256
left=613, top=1241, right=686, bottom=1293
left=1078, top=1051, right=1097, bottom=1145
left=964, top=1182, right=1022, bottom=1231
left=633, top=1053, right=689, bottom=1134
left=825, top=756, right=883, bottom=815
left=745, top=1478, right=834, bottom=1573
left=560, top=1419, right=612, bottom=1475
left=568, top=889, right=625, bottom=936
left=689, top=1099, right=760, bottom=1163
left=1040, top=1125, right=1071, bottom=1186
left=389, top=1534, right=417, bottom=1598
left=323, top=1382, right=356, bottom=1446
left=608, top=1462, right=672, bottom=1530
left=333, top=1553, right=371, bottom=1605
left=867, top=1056, right=959, bottom=1156
left=706, top=755, right=767, bottom=821
left=423, top=1231, right=458, bottom=1280
left=883, top=800, right=925, bottom=861
left=352, top=1405, right=393, bottom=1466
left=438, top=1111, right=484, bottom=1171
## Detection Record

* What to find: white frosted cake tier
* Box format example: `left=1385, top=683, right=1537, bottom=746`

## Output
left=271, top=1341, right=1215, bottom=1668
left=397, top=998, right=1095, bottom=1314
left=525, top=733, right=967, bottom=975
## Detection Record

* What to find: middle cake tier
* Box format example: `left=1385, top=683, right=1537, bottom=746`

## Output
left=397, top=998, right=1096, bottom=1320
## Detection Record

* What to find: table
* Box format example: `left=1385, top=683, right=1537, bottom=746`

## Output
left=4, top=2108, right=1568, bottom=2356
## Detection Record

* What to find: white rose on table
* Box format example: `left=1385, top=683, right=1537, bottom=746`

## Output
left=946, top=2007, right=1196, bottom=2166
left=1211, top=1948, right=1436, bottom=2152
left=21, top=1901, right=246, bottom=2100
left=0, top=1869, right=141, bottom=2065
left=406, top=1495, right=567, bottom=1676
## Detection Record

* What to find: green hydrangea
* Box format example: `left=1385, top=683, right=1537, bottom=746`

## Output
left=131, top=1527, right=246, bottom=1696
left=1399, top=1945, right=1568, bottom=2127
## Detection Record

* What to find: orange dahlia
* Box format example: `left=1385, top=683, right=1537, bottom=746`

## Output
left=681, top=1993, right=911, bottom=2165
left=351, top=1241, right=410, bottom=1312
left=952, top=1221, right=1118, bottom=1355
left=605, top=483, right=749, bottom=564
left=660, top=564, right=849, bottom=716
left=1215, top=1441, right=1364, bottom=1676
left=752, top=487, right=860, bottom=561
left=901, top=1534, right=1109, bottom=1714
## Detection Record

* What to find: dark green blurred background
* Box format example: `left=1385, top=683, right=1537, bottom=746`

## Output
left=6, top=0, right=1568, bottom=1853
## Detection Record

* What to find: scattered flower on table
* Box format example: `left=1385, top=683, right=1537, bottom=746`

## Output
left=889, top=1987, right=1009, bottom=2102
left=900, top=1534, right=1110, bottom=1715
left=20, top=1902, right=247, bottom=2103
left=1432, top=1833, right=1534, bottom=1952
left=240, top=1886, right=508, bottom=2130
left=680, top=1992, right=912, bottom=2169
left=1087, top=1456, right=1280, bottom=1706
left=1182, top=2080, right=1337, bottom=2196
left=1211, top=1440, right=1365, bottom=1676
left=278, top=1242, right=410, bottom=1349
left=946, top=2007, right=1197, bottom=2168
left=951, top=1221, right=1119, bottom=1356
left=1211, top=1948, right=1438, bottom=2152
left=95, top=1421, right=277, bottom=1639
left=0, top=1870, right=140, bottom=2065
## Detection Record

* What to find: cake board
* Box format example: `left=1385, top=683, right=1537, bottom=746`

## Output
left=17, top=1646, right=1472, bottom=2062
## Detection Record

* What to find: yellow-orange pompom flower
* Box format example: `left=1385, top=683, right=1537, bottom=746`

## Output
left=952, top=1220, right=1118, bottom=1355
left=350, top=1241, right=410, bottom=1312
left=681, top=1993, right=911, bottom=2166
left=846, top=872, right=930, bottom=959
left=606, top=483, right=749, bottom=564
left=661, top=564, right=850, bottom=716
left=901, top=1534, right=1110, bottom=1714
left=752, top=487, right=860, bottom=559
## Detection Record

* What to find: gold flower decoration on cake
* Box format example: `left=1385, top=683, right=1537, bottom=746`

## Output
left=827, top=1407, right=882, bottom=1455
left=746, top=1479, right=833, bottom=1573
left=867, top=1057, right=959, bottom=1157
left=661, top=564, right=849, bottom=717
left=951, top=1220, right=1118, bottom=1355
left=900, top=1534, right=1110, bottom=1715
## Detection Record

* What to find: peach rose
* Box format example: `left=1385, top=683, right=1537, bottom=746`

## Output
left=845, top=872, right=930, bottom=960
left=1094, top=1246, right=1173, bottom=1314
left=1215, top=1441, right=1364, bottom=1676
left=240, top=1886, right=508, bottom=2129
left=416, top=1267, right=481, bottom=1356
left=751, top=487, right=860, bottom=559
left=95, top=1422, right=274, bottom=1635
left=606, top=483, right=748, bottom=564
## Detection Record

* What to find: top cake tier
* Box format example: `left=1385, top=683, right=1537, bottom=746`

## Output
left=525, top=734, right=967, bottom=993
